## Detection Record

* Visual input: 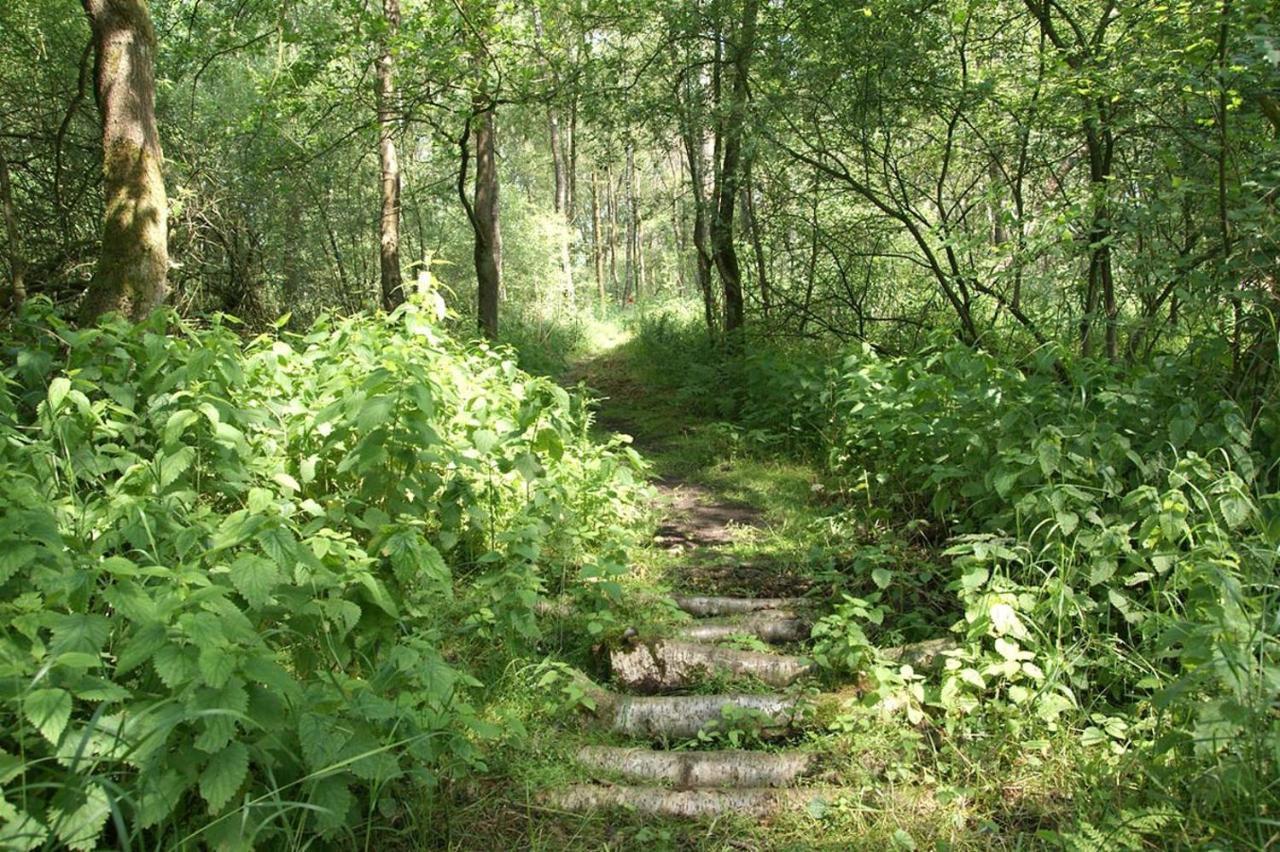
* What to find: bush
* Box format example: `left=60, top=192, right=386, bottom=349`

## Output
left=632, top=317, right=1280, bottom=841
left=0, top=299, right=650, bottom=849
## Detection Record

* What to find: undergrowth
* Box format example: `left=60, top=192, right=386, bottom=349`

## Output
left=0, top=299, right=650, bottom=849
left=614, top=303, right=1280, bottom=848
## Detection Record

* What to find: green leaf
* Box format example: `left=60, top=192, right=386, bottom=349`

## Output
left=960, top=566, right=988, bottom=591
left=158, top=446, right=195, bottom=488
left=199, top=645, right=236, bottom=689
left=473, top=429, right=499, bottom=454
left=273, top=472, right=301, bottom=492
left=247, top=487, right=273, bottom=514
left=871, top=568, right=892, bottom=589
left=153, top=643, right=198, bottom=688
left=891, top=828, right=918, bottom=850
left=0, top=806, right=47, bottom=851
left=533, top=426, right=565, bottom=461
left=1169, top=417, right=1195, bottom=448
left=164, top=409, right=200, bottom=445
left=47, top=377, right=71, bottom=413
left=1219, top=493, right=1250, bottom=529
left=24, top=688, right=72, bottom=744
left=1036, top=440, right=1060, bottom=476
left=50, top=783, right=110, bottom=852
left=230, top=554, right=279, bottom=609
left=200, top=741, right=249, bottom=813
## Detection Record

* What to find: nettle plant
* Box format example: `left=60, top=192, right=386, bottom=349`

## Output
left=0, top=300, right=650, bottom=849
left=733, top=337, right=1279, bottom=814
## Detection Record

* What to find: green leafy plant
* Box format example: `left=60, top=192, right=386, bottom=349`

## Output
left=0, top=298, right=650, bottom=848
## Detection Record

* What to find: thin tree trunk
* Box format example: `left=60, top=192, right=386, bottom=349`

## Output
left=79, top=0, right=169, bottom=323
left=606, top=162, right=619, bottom=296
left=591, top=168, right=606, bottom=305
left=711, top=0, right=759, bottom=337
left=624, top=146, right=637, bottom=303
left=472, top=104, right=501, bottom=338
left=533, top=5, right=574, bottom=308
left=0, top=144, right=26, bottom=310
left=376, top=0, right=404, bottom=311
left=742, top=165, right=769, bottom=318
left=460, top=104, right=501, bottom=339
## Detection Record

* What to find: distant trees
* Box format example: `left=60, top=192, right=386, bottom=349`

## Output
left=0, top=0, right=1272, bottom=385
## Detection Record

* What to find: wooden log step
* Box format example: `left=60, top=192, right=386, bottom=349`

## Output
left=609, top=693, right=800, bottom=739
left=543, top=784, right=839, bottom=819
left=575, top=746, right=815, bottom=788
left=610, top=639, right=812, bottom=691
left=673, top=595, right=810, bottom=617
left=881, top=637, right=957, bottom=670
left=673, top=614, right=811, bottom=644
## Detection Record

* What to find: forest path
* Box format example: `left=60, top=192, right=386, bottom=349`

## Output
left=523, top=339, right=948, bottom=841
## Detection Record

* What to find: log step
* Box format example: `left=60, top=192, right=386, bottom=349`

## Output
left=543, top=784, right=839, bottom=819
left=673, top=613, right=811, bottom=644
left=608, top=693, right=800, bottom=739
left=882, top=637, right=957, bottom=670
left=575, top=746, right=815, bottom=788
left=673, top=595, right=809, bottom=617
left=611, top=639, right=812, bottom=691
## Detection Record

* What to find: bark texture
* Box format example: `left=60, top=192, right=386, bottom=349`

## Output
left=608, top=692, right=798, bottom=739
left=460, top=101, right=501, bottom=340
left=710, top=0, right=759, bottom=335
left=80, top=0, right=168, bottom=323
left=674, top=613, right=811, bottom=644
left=544, top=785, right=836, bottom=819
left=673, top=595, right=808, bottom=617
left=882, top=637, right=957, bottom=671
left=0, top=144, right=25, bottom=309
left=376, top=0, right=404, bottom=311
left=610, top=639, right=811, bottom=691
left=575, top=746, right=815, bottom=788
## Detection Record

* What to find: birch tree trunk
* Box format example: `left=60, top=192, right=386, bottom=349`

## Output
left=376, top=0, right=404, bottom=311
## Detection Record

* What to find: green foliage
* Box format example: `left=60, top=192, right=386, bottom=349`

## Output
left=627, top=308, right=1280, bottom=842
left=0, top=298, right=649, bottom=847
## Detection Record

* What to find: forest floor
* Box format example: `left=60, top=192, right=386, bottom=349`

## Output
left=440, top=328, right=1096, bottom=851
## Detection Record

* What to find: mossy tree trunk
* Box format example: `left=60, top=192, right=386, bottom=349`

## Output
left=80, top=0, right=168, bottom=324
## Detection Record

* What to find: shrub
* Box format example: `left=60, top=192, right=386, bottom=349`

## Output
left=0, top=299, right=650, bottom=849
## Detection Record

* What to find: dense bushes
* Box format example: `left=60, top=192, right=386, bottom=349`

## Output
left=0, top=300, right=649, bottom=849
left=627, top=306, right=1280, bottom=841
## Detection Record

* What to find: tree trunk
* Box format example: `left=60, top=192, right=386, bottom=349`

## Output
left=472, top=104, right=501, bottom=339
left=591, top=168, right=606, bottom=306
left=710, top=0, right=759, bottom=337
left=624, top=145, right=637, bottom=303
left=533, top=5, right=575, bottom=308
left=79, top=0, right=168, bottom=324
left=376, top=0, right=404, bottom=311
left=606, top=162, right=619, bottom=296
left=0, top=144, right=25, bottom=310
left=741, top=165, right=769, bottom=318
